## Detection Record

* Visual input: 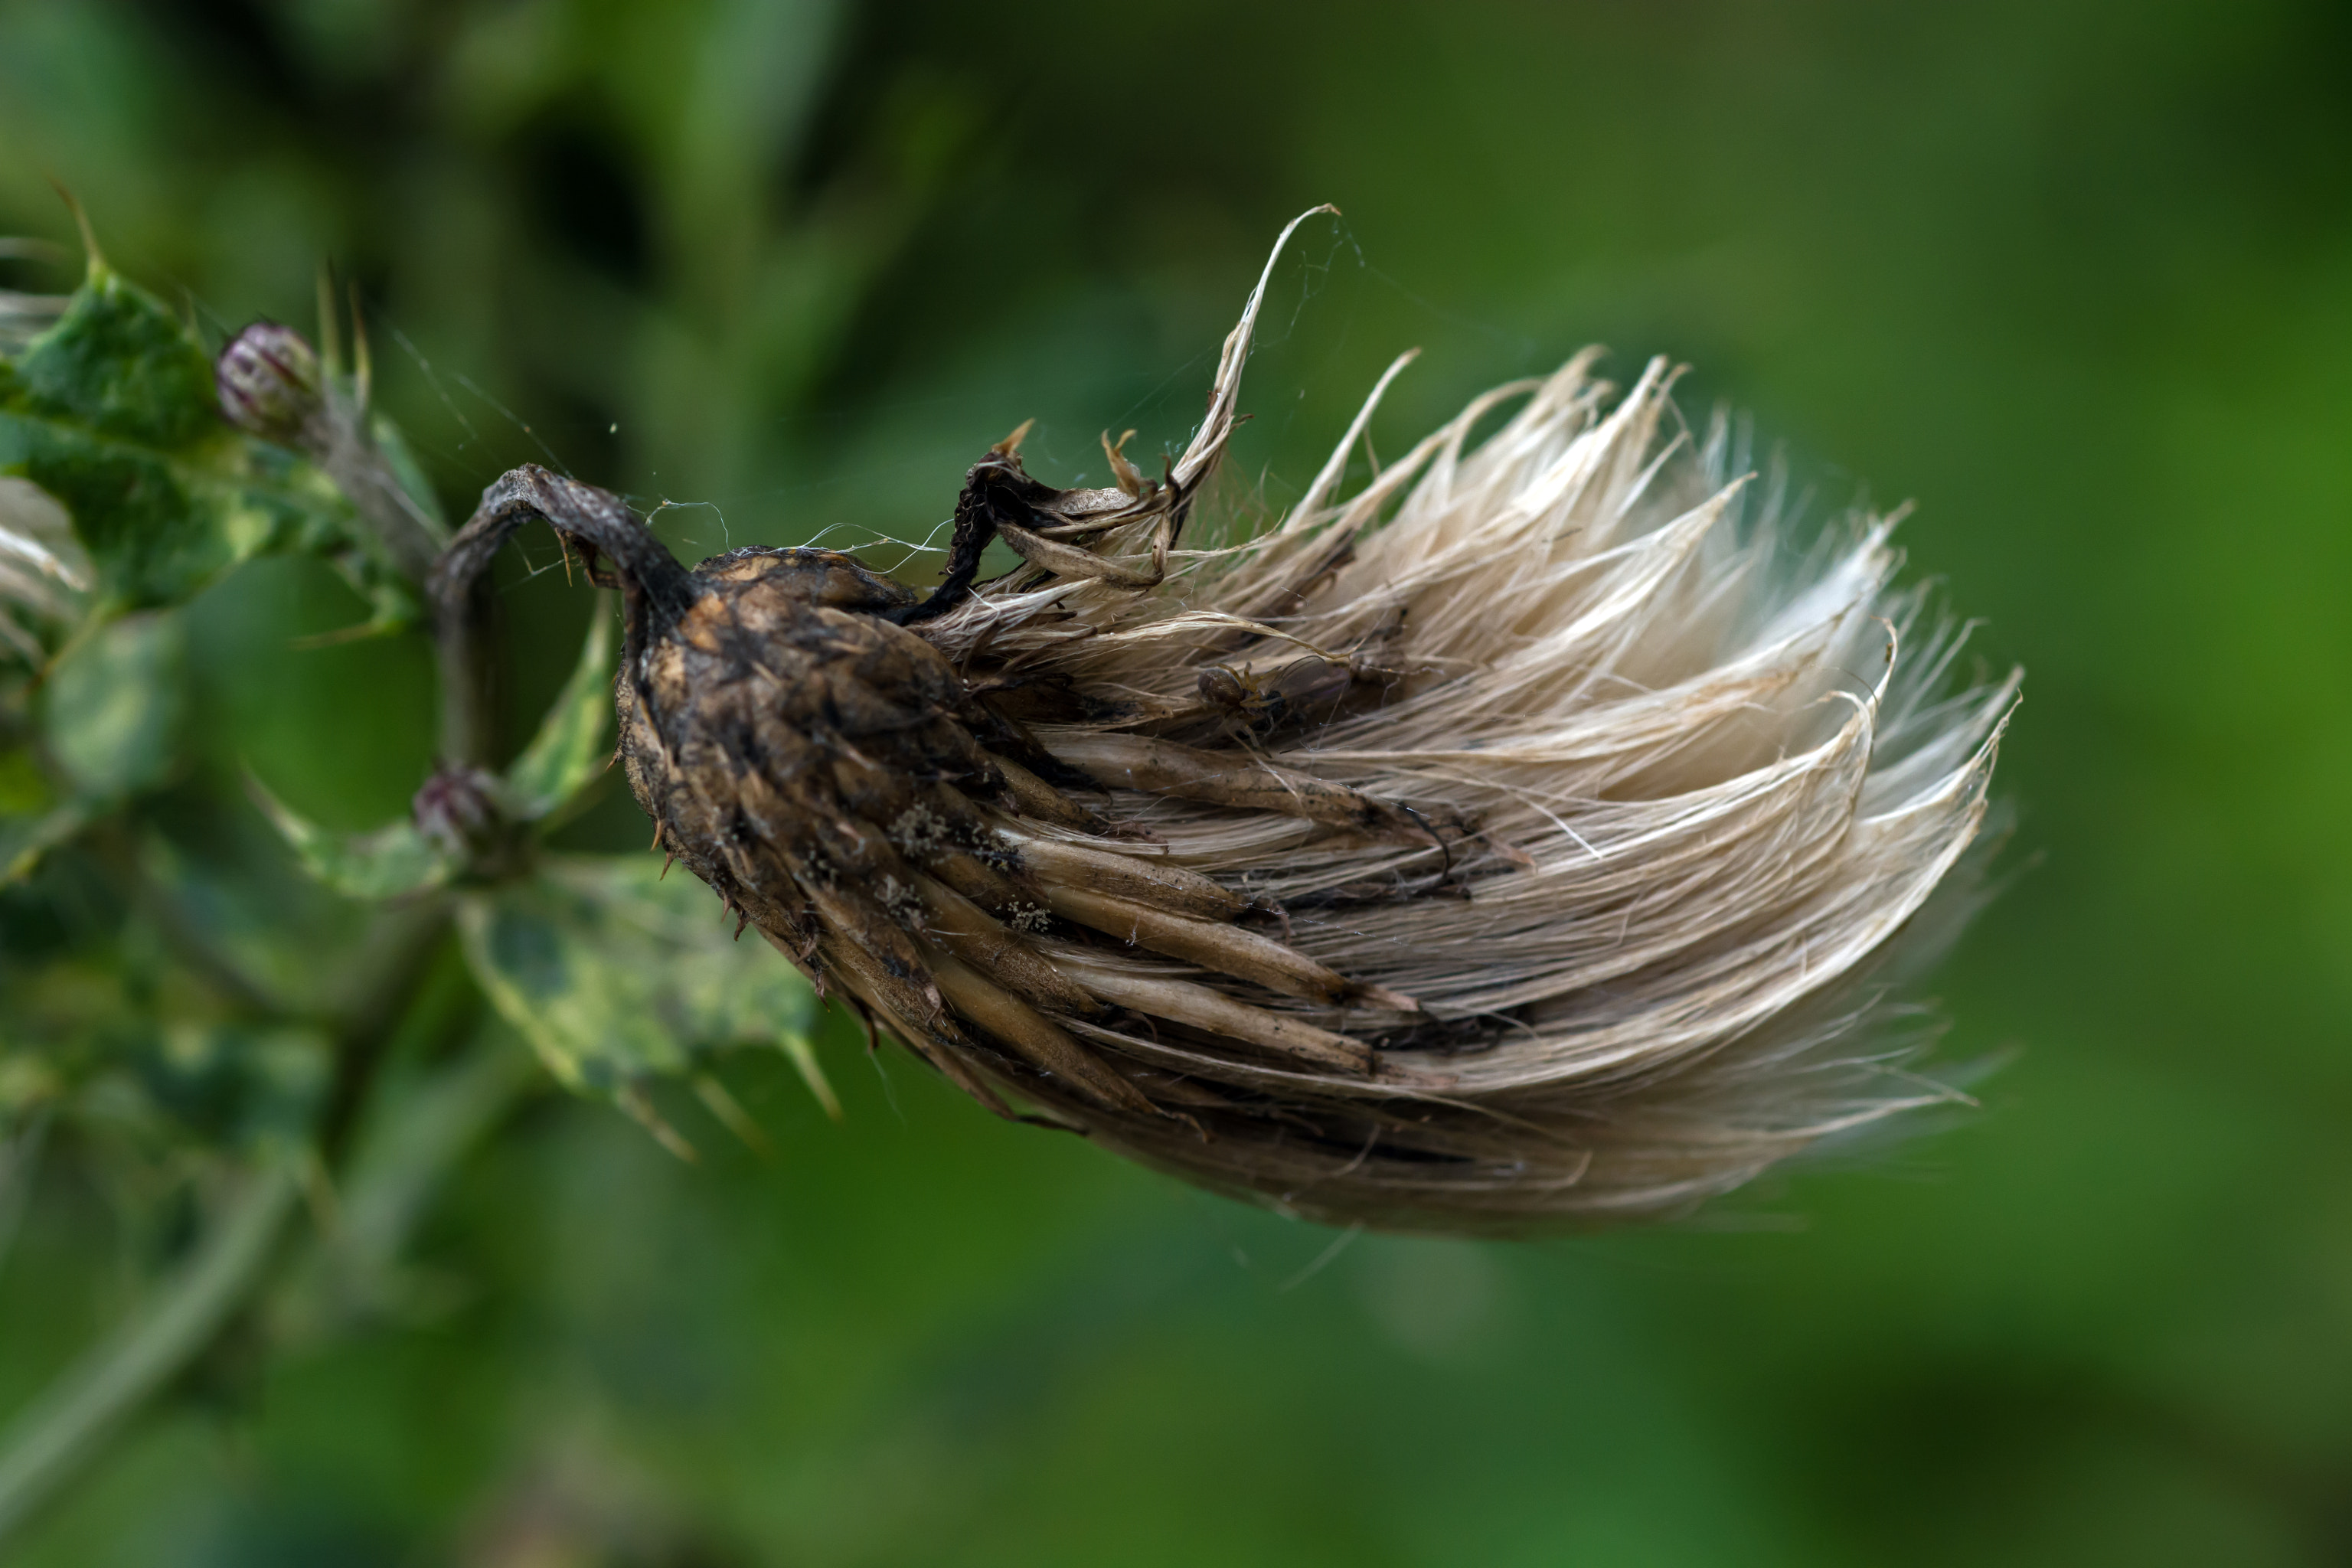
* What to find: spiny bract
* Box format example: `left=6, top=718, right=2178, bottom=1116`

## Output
left=436, top=211, right=2017, bottom=1232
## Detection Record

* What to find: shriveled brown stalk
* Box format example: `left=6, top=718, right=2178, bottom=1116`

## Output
left=434, top=210, right=2017, bottom=1232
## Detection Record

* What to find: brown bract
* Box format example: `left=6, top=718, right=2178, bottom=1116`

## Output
left=432, top=210, right=2017, bottom=1232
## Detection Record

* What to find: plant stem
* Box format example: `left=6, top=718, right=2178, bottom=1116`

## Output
left=316, top=396, right=446, bottom=586
left=434, top=576, right=495, bottom=767
left=316, top=900, right=454, bottom=1163
left=0, top=1116, right=48, bottom=1283
left=299, top=1029, right=541, bottom=1328
left=0, top=1163, right=299, bottom=1548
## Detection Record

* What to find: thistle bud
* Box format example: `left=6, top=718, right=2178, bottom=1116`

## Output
left=412, top=763, right=506, bottom=862
left=216, top=321, right=325, bottom=447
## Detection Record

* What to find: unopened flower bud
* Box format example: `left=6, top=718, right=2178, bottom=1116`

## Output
left=216, top=322, right=325, bottom=447
left=413, top=763, right=505, bottom=861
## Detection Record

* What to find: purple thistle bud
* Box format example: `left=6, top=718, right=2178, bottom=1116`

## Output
left=412, top=763, right=506, bottom=861
left=216, top=321, right=325, bottom=447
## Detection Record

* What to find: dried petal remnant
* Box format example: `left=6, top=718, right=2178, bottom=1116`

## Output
left=436, top=211, right=2017, bottom=1232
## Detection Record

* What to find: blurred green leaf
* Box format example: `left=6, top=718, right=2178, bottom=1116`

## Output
left=41, top=610, right=183, bottom=799
left=247, top=775, right=456, bottom=900
left=134, top=819, right=376, bottom=1018
left=502, top=593, right=615, bottom=822
left=0, top=804, right=83, bottom=886
left=456, top=854, right=825, bottom=1109
left=0, top=747, right=48, bottom=815
left=0, top=264, right=414, bottom=623
left=122, top=1022, right=332, bottom=1156
left=0, top=1039, right=63, bottom=1129
left=0, top=744, right=77, bottom=884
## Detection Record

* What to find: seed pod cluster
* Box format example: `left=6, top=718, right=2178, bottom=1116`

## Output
left=434, top=212, right=2016, bottom=1231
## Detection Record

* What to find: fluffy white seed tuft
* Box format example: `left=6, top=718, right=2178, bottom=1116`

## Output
left=913, top=213, right=2019, bottom=1227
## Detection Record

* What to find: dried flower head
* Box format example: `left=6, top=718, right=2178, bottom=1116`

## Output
left=435, top=212, right=2017, bottom=1231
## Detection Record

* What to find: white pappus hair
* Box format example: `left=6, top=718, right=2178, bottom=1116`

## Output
left=908, top=211, right=2020, bottom=1228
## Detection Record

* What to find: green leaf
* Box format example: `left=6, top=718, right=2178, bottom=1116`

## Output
left=0, top=803, right=85, bottom=887
left=0, top=1048, right=61, bottom=1122
left=11, top=599, right=192, bottom=885
left=135, top=824, right=377, bottom=1018
left=456, top=854, right=826, bottom=1111
left=129, top=1022, right=333, bottom=1155
left=0, top=264, right=415, bottom=623
left=42, top=610, right=185, bottom=799
left=0, top=969, right=330, bottom=1152
left=247, top=776, right=456, bottom=900
left=0, top=747, right=51, bottom=815
left=8, top=266, right=214, bottom=449
left=503, top=595, right=616, bottom=822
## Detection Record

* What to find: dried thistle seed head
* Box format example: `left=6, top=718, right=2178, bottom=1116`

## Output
left=439, top=207, right=2017, bottom=1233
left=216, top=320, right=325, bottom=446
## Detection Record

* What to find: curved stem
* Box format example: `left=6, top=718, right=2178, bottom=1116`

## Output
left=0, top=1164, right=298, bottom=1548
left=432, top=466, right=697, bottom=767
left=433, top=572, right=496, bottom=769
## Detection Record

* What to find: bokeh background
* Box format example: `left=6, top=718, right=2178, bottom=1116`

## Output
left=4, top=0, right=2350, bottom=1562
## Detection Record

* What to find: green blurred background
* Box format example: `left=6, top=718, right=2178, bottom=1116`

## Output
left=4, top=0, right=2350, bottom=1562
